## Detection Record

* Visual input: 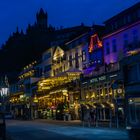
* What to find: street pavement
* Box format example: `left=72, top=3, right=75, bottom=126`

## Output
left=6, top=120, right=129, bottom=140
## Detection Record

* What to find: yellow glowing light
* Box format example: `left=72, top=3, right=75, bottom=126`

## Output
left=101, top=93, right=104, bottom=96
left=33, top=95, right=38, bottom=103
left=41, top=87, right=50, bottom=90
left=129, top=99, right=133, bottom=103
left=20, top=95, right=24, bottom=99
left=86, top=95, right=89, bottom=99
left=62, top=89, right=68, bottom=93
left=110, top=103, right=114, bottom=108
left=38, top=71, right=81, bottom=92
left=101, top=104, right=105, bottom=108
left=91, top=94, right=95, bottom=98
left=127, top=49, right=140, bottom=56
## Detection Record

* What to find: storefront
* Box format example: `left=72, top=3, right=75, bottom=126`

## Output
left=37, top=71, right=81, bottom=120
left=81, top=71, right=125, bottom=127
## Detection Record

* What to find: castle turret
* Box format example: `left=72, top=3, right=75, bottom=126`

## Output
left=36, top=8, right=48, bottom=30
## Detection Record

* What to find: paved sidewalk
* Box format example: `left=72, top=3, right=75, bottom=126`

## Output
left=35, top=119, right=129, bottom=140
left=35, top=119, right=81, bottom=126
left=34, top=119, right=126, bottom=131
left=6, top=120, right=129, bottom=140
left=7, top=119, right=129, bottom=140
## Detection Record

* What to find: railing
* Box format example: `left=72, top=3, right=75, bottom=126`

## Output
left=84, top=62, right=120, bottom=78
left=52, top=56, right=66, bottom=64
left=106, top=62, right=120, bottom=72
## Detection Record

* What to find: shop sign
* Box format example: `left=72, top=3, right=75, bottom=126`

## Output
left=110, top=74, right=117, bottom=78
left=90, top=76, right=106, bottom=83
left=90, top=78, right=98, bottom=83
left=99, top=76, right=106, bottom=81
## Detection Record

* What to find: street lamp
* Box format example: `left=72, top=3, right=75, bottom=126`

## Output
left=0, top=76, right=9, bottom=113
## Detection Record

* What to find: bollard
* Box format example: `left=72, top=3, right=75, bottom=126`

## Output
left=63, top=115, right=66, bottom=121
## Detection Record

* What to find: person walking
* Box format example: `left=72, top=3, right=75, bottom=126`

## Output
left=90, top=108, right=96, bottom=126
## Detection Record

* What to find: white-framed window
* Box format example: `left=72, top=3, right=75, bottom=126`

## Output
left=82, top=50, right=86, bottom=61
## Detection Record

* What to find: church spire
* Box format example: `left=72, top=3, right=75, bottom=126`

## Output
left=36, top=8, right=48, bottom=30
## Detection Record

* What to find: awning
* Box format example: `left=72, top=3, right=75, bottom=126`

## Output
left=38, top=69, right=82, bottom=92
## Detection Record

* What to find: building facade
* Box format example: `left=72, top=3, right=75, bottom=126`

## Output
left=120, top=52, right=140, bottom=127
left=37, top=31, right=93, bottom=120
left=103, top=2, right=140, bottom=64
left=9, top=61, right=41, bottom=119
left=7, top=2, right=140, bottom=127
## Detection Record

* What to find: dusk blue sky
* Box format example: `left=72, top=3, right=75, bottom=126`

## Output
left=0, top=0, right=140, bottom=47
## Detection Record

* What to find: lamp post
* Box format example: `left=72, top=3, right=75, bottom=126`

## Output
left=0, top=76, right=9, bottom=140
left=0, top=76, right=9, bottom=115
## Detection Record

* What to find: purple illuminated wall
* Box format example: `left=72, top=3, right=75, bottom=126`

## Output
left=103, top=22, right=140, bottom=64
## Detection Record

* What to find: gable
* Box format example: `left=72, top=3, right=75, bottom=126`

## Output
left=53, top=46, right=64, bottom=60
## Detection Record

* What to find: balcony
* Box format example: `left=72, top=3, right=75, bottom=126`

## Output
left=105, top=62, right=120, bottom=73
left=84, top=62, right=120, bottom=78
left=125, top=42, right=140, bottom=52
left=52, top=56, right=66, bottom=64
left=91, top=66, right=105, bottom=77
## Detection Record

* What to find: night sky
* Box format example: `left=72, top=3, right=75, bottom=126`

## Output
left=0, top=0, right=140, bottom=47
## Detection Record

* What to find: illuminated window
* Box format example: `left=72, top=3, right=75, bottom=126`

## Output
left=82, top=50, right=86, bottom=61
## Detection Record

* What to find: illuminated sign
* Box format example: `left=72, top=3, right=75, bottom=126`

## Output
left=110, top=74, right=117, bottom=78
left=89, top=34, right=102, bottom=53
left=99, top=76, right=106, bottom=81
left=90, top=76, right=106, bottom=83
left=90, top=78, right=98, bottom=83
